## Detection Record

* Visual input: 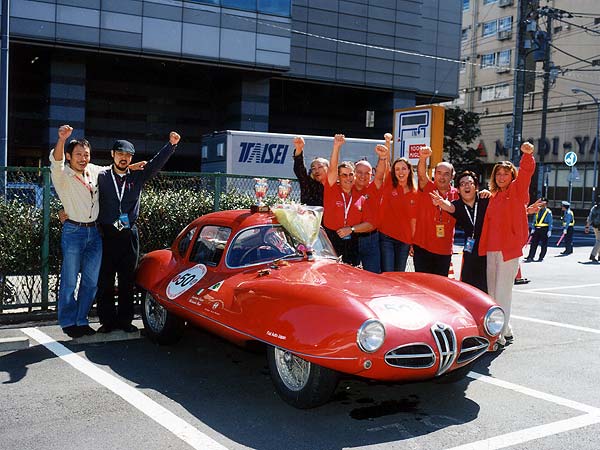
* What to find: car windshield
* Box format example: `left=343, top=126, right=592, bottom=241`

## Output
left=226, top=225, right=336, bottom=268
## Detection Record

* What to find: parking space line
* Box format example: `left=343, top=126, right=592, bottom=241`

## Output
left=518, top=282, right=600, bottom=292
left=21, top=327, right=228, bottom=450
left=467, top=372, right=600, bottom=415
left=444, top=414, right=600, bottom=450
left=442, top=372, right=600, bottom=450
left=511, top=315, right=600, bottom=335
left=514, top=291, right=600, bottom=300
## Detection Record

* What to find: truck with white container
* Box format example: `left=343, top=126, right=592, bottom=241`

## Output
left=200, top=130, right=384, bottom=179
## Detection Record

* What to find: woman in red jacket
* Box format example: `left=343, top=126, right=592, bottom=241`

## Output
left=479, top=141, right=535, bottom=348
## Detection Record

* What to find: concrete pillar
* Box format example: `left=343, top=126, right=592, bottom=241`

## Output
left=47, top=59, right=86, bottom=145
left=226, top=77, right=270, bottom=132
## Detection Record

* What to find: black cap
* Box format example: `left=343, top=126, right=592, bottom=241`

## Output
left=112, top=139, right=135, bottom=155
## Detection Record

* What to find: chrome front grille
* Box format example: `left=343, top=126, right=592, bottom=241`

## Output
left=431, top=323, right=457, bottom=376
left=457, top=336, right=490, bottom=365
left=385, top=343, right=435, bottom=369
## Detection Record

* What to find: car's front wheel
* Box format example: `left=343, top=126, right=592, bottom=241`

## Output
left=141, top=290, right=183, bottom=345
left=267, top=346, right=339, bottom=409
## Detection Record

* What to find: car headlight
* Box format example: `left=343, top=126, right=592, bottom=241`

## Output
left=484, top=306, right=505, bottom=336
left=357, top=319, right=385, bottom=353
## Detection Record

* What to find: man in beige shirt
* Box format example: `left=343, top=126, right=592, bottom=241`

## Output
left=50, top=125, right=104, bottom=338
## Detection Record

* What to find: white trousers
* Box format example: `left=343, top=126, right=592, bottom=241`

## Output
left=486, top=251, right=520, bottom=343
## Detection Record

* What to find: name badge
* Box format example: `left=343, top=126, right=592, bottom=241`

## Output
left=436, top=224, right=445, bottom=238
left=114, top=213, right=130, bottom=231
left=464, top=237, right=475, bottom=253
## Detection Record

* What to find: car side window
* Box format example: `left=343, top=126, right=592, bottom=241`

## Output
left=178, top=226, right=196, bottom=257
left=189, top=225, right=231, bottom=266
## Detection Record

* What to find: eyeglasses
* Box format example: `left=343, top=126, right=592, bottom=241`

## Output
left=459, top=181, right=475, bottom=187
left=339, top=173, right=354, bottom=178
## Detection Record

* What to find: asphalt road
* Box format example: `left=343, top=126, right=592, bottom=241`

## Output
left=1, top=243, right=599, bottom=450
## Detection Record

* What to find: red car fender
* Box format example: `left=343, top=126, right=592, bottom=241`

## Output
left=136, top=250, right=178, bottom=293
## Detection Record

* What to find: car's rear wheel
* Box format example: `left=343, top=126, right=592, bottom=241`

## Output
left=141, top=290, right=182, bottom=345
left=267, top=346, right=339, bottom=409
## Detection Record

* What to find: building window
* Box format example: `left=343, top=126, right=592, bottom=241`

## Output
left=202, top=145, right=208, bottom=159
left=222, top=0, right=257, bottom=12
left=366, top=110, right=375, bottom=128
left=462, top=28, right=469, bottom=42
left=498, top=16, right=513, bottom=31
left=463, top=0, right=470, bottom=11
left=482, top=20, right=497, bottom=37
left=217, top=143, right=225, bottom=157
left=460, top=59, right=467, bottom=72
left=498, top=49, right=511, bottom=68
left=483, top=0, right=498, bottom=4
left=258, top=0, right=291, bottom=16
left=481, top=52, right=497, bottom=68
left=480, top=83, right=510, bottom=102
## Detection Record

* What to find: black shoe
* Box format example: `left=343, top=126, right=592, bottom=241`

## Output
left=120, top=324, right=138, bottom=333
left=524, top=258, right=533, bottom=262
left=78, top=325, right=96, bottom=336
left=97, top=324, right=115, bottom=334
left=505, top=335, right=514, bottom=344
left=560, top=251, right=567, bottom=255
left=537, top=258, right=544, bottom=262
left=590, top=254, right=597, bottom=262
left=63, top=325, right=84, bottom=338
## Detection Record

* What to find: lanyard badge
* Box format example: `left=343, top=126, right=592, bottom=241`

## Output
left=111, top=171, right=130, bottom=230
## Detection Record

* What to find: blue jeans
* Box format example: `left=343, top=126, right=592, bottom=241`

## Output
left=358, top=231, right=381, bottom=273
left=379, top=233, right=410, bottom=272
left=58, top=222, right=102, bottom=328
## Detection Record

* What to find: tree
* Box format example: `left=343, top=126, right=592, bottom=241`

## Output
left=444, top=106, right=482, bottom=175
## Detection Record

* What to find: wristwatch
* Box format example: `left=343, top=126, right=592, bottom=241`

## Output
left=351, top=226, right=355, bottom=233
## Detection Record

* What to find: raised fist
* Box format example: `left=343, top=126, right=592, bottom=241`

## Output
left=293, top=136, right=305, bottom=151
left=521, top=141, right=534, bottom=154
left=58, top=125, right=73, bottom=141
left=419, top=146, right=432, bottom=159
left=169, top=131, right=181, bottom=146
left=333, top=134, right=346, bottom=147
left=375, top=144, right=389, bottom=159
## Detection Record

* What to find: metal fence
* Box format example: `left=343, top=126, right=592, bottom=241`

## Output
left=0, top=166, right=300, bottom=314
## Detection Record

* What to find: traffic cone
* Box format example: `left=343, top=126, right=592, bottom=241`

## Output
left=448, top=261, right=455, bottom=279
left=514, top=263, right=530, bottom=285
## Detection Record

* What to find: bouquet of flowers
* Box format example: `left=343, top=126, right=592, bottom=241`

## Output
left=272, top=203, right=324, bottom=250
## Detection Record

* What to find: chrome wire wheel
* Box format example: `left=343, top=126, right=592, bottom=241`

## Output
left=273, top=347, right=311, bottom=391
left=144, top=292, right=167, bottom=334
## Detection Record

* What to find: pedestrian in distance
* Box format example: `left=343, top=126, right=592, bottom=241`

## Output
left=525, top=197, right=552, bottom=262
left=50, top=125, right=104, bottom=338
left=292, top=136, right=329, bottom=207
left=413, top=146, right=459, bottom=276
left=479, top=142, right=536, bottom=348
left=95, top=132, right=180, bottom=334
left=585, top=196, right=600, bottom=262
left=559, top=201, right=575, bottom=255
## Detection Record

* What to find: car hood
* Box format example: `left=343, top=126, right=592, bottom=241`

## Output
left=239, top=258, right=483, bottom=331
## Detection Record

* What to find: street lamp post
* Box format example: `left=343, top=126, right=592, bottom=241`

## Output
left=572, top=87, right=600, bottom=203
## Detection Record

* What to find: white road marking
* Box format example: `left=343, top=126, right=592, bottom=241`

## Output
left=467, top=372, right=600, bottom=415
left=518, top=282, right=600, bottom=292
left=443, top=414, right=600, bottom=450
left=514, top=291, right=600, bottom=300
left=511, top=315, right=600, bottom=335
left=21, top=327, right=228, bottom=450
left=440, top=372, right=600, bottom=450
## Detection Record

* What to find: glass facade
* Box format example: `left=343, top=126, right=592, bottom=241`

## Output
left=192, top=0, right=292, bottom=16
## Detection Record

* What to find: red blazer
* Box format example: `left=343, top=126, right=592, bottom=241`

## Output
left=479, top=153, right=535, bottom=261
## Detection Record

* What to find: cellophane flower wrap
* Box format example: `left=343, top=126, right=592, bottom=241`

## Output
left=272, top=204, right=324, bottom=249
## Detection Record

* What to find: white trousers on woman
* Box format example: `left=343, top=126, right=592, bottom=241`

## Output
left=486, top=251, right=520, bottom=344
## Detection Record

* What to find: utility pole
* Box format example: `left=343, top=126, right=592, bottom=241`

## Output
left=537, top=9, right=552, bottom=198
left=510, top=0, right=537, bottom=165
left=0, top=0, right=9, bottom=193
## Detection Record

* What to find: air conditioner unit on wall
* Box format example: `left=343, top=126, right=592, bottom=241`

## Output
left=497, top=30, right=512, bottom=40
left=496, top=66, right=510, bottom=73
left=499, top=0, right=514, bottom=7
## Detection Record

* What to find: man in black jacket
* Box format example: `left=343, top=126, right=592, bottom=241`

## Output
left=292, top=136, right=329, bottom=206
left=96, top=132, right=180, bottom=333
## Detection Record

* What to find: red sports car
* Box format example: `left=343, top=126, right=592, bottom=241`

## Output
left=136, top=209, right=504, bottom=408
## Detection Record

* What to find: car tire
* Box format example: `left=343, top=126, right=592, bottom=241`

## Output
left=141, top=290, right=183, bottom=345
left=267, top=346, right=339, bottom=409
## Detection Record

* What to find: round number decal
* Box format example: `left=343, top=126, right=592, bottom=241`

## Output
left=166, top=264, right=207, bottom=299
